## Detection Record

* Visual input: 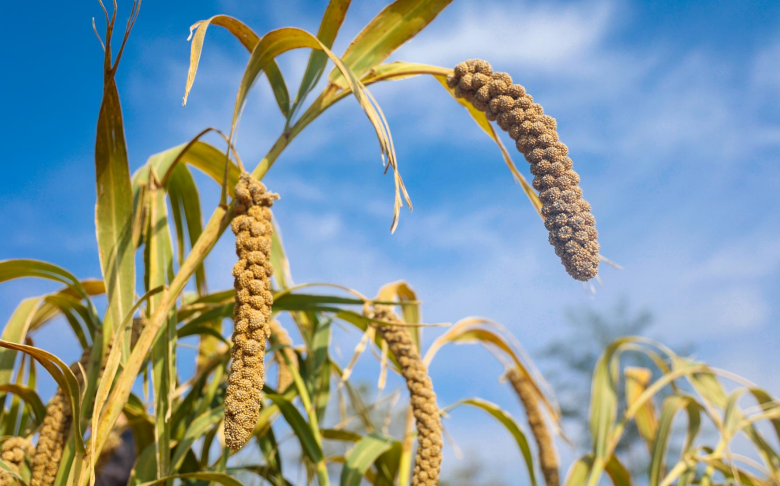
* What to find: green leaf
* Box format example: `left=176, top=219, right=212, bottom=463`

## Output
left=0, top=260, right=98, bottom=304
left=564, top=455, right=594, bottom=486
left=167, top=164, right=207, bottom=295
left=373, top=440, right=403, bottom=486
left=0, top=340, right=84, bottom=453
left=274, top=293, right=365, bottom=310
left=330, top=0, right=454, bottom=85
left=340, top=434, right=396, bottom=486
left=95, top=76, right=136, bottom=344
left=266, top=393, right=325, bottom=465
left=309, top=319, right=332, bottom=422
left=28, top=280, right=104, bottom=334
left=321, top=429, right=363, bottom=442
left=0, top=298, right=41, bottom=391
left=36, top=295, right=91, bottom=348
left=133, top=140, right=241, bottom=198
left=138, top=472, right=244, bottom=486
left=649, top=395, right=701, bottom=486
left=605, top=455, right=633, bottom=486
left=447, top=398, right=537, bottom=486
left=145, top=182, right=176, bottom=478
left=184, top=15, right=290, bottom=117
left=170, top=406, right=224, bottom=471
left=0, top=384, right=46, bottom=424
left=624, top=367, right=657, bottom=449
left=589, top=339, right=631, bottom=464
left=176, top=322, right=229, bottom=345
left=231, top=26, right=409, bottom=232
left=257, top=427, right=285, bottom=486
left=291, top=0, right=352, bottom=119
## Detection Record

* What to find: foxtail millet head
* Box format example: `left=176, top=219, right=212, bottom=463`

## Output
left=30, top=391, right=72, bottom=486
left=224, top=172, right=279, bottom=451
left=447, top=59, right=600, bottom=281
left=369, top=305, right=442, bottom=486
left=31, top=350, right=91, bottom=486
left=506, top=368, right=560, bottom=486
left=0, top=437, right=34, bottom=486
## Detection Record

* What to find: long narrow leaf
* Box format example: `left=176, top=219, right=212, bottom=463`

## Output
left=183, top=15, right=289, bottom=116
left=95, top=75, right=136, bottom=344
left=330, top=0, right=454, bottom=85
left=340, top=434, right=396, bottom=486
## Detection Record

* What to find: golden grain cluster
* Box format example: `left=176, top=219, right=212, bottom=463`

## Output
left=30, top=390, right=73, bottom=486
left=224, top=172, right=279, bottom=451
left=507, top=369, right=559, bottom=486
left=0, top=438, right=34, bottom=486
left=448, top=59, right=599, bottom=281
left=31, top=349, right=93, bottom=486
left=369, top=306, right=442, bottom=486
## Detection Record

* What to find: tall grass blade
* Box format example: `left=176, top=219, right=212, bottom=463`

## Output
left=291, top=0, right=352, bottom=119
left=184, top=15, right=290, bottom=116
left=95, top=75, right=136, bottom=346
left=340, top=434, right=395, bottom=486
left=330, top=0, right=454, bottom=85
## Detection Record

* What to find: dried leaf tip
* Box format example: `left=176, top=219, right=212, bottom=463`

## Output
left=224, top=172, right=278, bottom=451
left=448, top=59, right=599, bottom=281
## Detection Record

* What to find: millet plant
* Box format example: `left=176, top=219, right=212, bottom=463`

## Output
left=1, top=1, right=779, bottom=485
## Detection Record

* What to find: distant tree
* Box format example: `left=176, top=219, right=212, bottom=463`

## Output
left=538, top=298, right=683, bottom=474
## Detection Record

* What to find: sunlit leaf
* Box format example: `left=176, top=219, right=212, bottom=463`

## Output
left=291, top=0, right=352, bottom=119
left=340, top=433, right=396, bottom=486
left=446, top=398, right=537, bottom=486
left=95, top=75, right=136, bottom=344
left=330, top=0, right=454, bottom=85
left=184, top=15, right=290, bottom=116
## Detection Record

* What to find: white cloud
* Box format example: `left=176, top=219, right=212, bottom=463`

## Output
left=395, top=0, right=616, bottom=72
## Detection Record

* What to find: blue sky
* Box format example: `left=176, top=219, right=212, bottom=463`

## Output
left=2, top=0, right=780, bottom=480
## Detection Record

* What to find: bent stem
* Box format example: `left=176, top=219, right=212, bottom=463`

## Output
left=79, top=83, right=348, bottom=486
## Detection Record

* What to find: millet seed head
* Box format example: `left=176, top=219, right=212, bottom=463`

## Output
left=369, top=305, right=442, bottom=486
left=0, top=437, right=34, bottom=486
left=507, top=369, right=560, bottom=486
left=449, top=59, right=599, bottom=281
left=224, top=172, right=279, bottom=451
left=31, top=390, right=73, bottom=486
left=31, top=350, right=92, bottom=486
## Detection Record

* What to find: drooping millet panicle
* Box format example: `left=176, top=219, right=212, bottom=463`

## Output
left=507, top=369, right=559, bottom=486
left=224, top=172, right=279, bottom=451
left=369, top=305, right=442, bottom=486
left=268, top=319, right=297, bottom=392
left=31, top=350, right=91, bottom=486
left=0, top=438, right=34, bottom=486
left=30, top=391, right=72, bottom=486
left=447, top=59, right=600, bottom=281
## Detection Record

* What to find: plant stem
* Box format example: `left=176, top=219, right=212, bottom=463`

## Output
left=77, top=87, right=345, bottom=485
left=397, top=405, right=415, bottom=486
